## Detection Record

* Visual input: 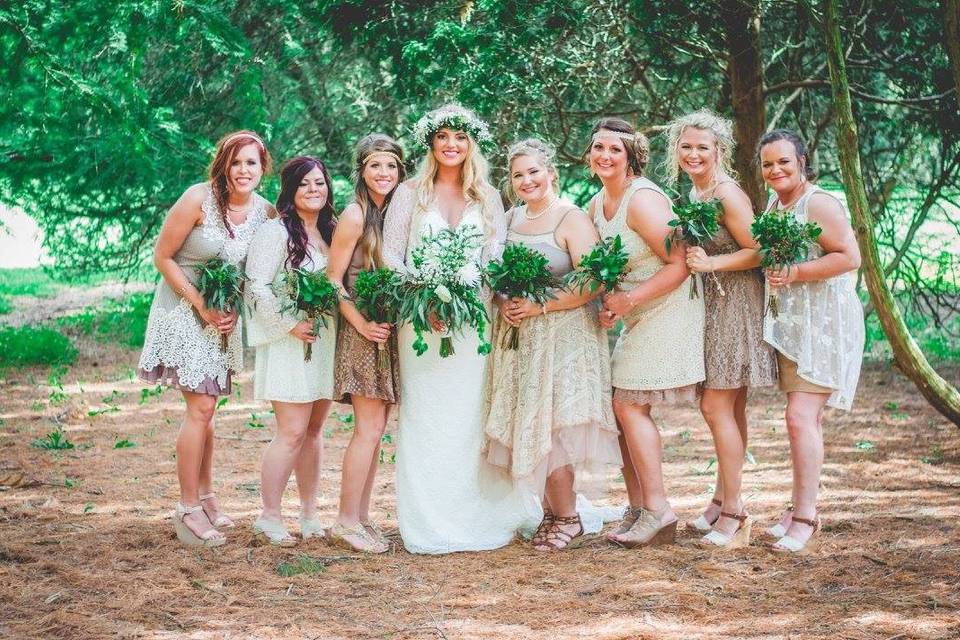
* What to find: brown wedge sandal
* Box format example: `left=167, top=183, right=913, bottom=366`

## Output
left=534, top=514, right=584, bottom=551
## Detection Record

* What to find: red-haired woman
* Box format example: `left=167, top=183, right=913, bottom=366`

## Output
left=139, top=131, right=272, bottom=547
left=246, top=156, right=338, bottom=546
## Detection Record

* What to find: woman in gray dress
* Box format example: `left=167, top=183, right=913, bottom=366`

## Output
left=138, top=131, right=272, bottom=547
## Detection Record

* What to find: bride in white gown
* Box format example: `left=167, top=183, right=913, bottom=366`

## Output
left=382, top=104, right=538, bottom=554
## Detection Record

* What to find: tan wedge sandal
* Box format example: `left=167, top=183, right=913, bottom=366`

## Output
left=700, top=511, right=752, bottom=549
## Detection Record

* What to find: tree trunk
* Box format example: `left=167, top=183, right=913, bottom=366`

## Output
left=721, top=0, right=766, bottom=211
left=943, top=0, right=960, bottom=106
left=822, top=0, right=960, bottom=426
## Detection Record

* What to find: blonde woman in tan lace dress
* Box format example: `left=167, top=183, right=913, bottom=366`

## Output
left=663, top=110, right=777, bottom=549
left=587, top=118, right=706, bottom=548
left=483, top=139, right=621, bottom=551
left=326, top=134, right=406, bottom=553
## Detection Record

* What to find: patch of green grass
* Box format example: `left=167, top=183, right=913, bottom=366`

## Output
left=113, top=437, right=136, bottom=449
left=31, top=428, right=75, bottom=450
left=276, top=555, right=327, bottom=577
left=58, top=292, right=153, bottom=348
left=246, top=413, right=266, bottom=429
left=0, top=293, right=12, bottom=315
left=0, top=268, right=62, bottom=298
left=0, top=325, right=78, bottom=368
left=921, top=444, right=945, bottom=465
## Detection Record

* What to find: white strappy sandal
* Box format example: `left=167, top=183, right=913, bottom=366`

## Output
left=253, top=517, right=298, bottom=547
left=199, top=493, right=235, bottom=529
left=767, top=503, right=794, bottom=538
left=772, top=515, right=821, bottom=554
left=699, top=511, right=752, bottom=549
left=174, top=502, right=226, bottom=547
left=687, top=498, right=723, bottom=533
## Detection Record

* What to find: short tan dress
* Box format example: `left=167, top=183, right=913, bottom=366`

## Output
left=332, top=247, right=400, bottom=404
left=589, top=178, right=706, bottom=405
left=483, top=205, right=621, bottom=496
left=692, top=187, right=777, bottom=389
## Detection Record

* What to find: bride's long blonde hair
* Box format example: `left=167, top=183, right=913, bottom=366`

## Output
left=412, top=111, right=498, bottom=248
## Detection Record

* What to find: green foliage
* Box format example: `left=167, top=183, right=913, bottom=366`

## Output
left=58, top=292, right=153, bottom=348
left=0, top=325, right=78, bottom=368
left=751, top=210, right=823, bottom=317
left=31, top=428, right=75, bottom=450
left=113, top=437, right=136, bottom=448
left=565, top=235, right=630, bottom=294
left=484, top=243, right=559, bottom=349
left=276, top=555, right=327, bottom=577
left=0, top=268, right=63, bottom=298
left=246, top=412, right=266, bottom=429
left=139, top=386, right=165, bottom=404
left=666, top=200, right=721, bottom=253
left=352, top=268, right=403, bottom=324
left=276, top=267, right=339, bottom=361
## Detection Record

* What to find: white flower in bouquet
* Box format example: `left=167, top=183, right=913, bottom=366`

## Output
left=457, top=262, right=481, bottom=288
left=434, top=284, right=453, bottom=303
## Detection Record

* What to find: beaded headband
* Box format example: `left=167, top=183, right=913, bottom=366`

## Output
left=222, top=132, right=265, bottom=148
left=362, top=151, right=402, bottom=166
left=592, top=130, right=639, bottom=145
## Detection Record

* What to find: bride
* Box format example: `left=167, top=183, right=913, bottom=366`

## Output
left=383, top=104, right=536, bottom=553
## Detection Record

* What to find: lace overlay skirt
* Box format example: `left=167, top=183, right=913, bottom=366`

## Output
left=483, top=305, right=621, bottom=497
left=333, top=318, right=400, bottom=404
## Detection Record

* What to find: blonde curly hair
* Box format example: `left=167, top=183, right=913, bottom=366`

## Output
left=662, top=109, right=738, bottom=186
left=504, top=138, right=558, bottom=204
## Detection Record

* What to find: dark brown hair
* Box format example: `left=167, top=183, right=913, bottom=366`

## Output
left=583, top=118, right=650, bottom=176
left=208, top=130, right=272, bottom=237
left=276, top=156, right=336, bottom=269
left=757, top=128, right=818, bottom=181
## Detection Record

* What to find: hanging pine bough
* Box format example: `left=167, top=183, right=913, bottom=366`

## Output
left=665, top=199, right=722, bottom=299
left=276, top=269, right=339, bottom=361
left=195, top=258, right=246, bottom=353
left=751, top=209, right=822, bottom=317
left=484, top=243, right=559, bottom=350
left=351, top=268, right=403, bottom=369
left=565, top=235, right=630, bottom=294
left=397, top=226, right=491, bottom=358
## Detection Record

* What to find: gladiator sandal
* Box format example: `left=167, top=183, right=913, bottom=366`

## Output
left=534, top=514, right=584, bottom=552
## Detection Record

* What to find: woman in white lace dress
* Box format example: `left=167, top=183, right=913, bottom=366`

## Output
left=483, top=139, right=620, bottom=551
left=758, top=130, right=863, bottom=553
left=138, top=131, right=272, bottom=547
left=382, top=104, right=536, bottom=554
left=586, top=118, right=706, bottom=548
left=245, top=156, right=338, bottom=546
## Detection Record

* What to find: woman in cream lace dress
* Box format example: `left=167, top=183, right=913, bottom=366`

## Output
left=382, top=104, right=537, bottom=554
left=245, top=156, right=337, bottom=547
left=138, top=131, right=271, bottom=547
left=586, top=118, right=705, bottom=548
left=758, top=130, right=863, bottom=553
left=483, top=138, right=620, bottom=550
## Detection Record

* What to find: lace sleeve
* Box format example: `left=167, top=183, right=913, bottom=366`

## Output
left=382, top=182, right=415, bottom=273
left=245, top=220, right=298, bottom=344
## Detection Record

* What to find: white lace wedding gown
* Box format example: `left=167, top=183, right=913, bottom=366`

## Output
left=382, top=182, right=539, bottom=554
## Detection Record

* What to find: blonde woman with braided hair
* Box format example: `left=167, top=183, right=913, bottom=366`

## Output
left=382, top=104, right=535, bottom=554
left=326, top=133, right=407, bottom=553
left=586, top=118, right=706, bottom=548
left=664, top=109, right=777, bottom=549
left=482, top=138, right=620, bottom=551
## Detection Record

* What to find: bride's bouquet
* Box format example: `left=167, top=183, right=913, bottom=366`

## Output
left=276, top=268, right=339, bottom=361
left=195, top=257, right=246, bottom=353
left=751, top=208, right=822, bottom=317
left=665, top=199, right=721, bottom=299
left=351, top=267, right=402, bottom=369
left=565, top=234, right=630, bottom=294
left=484, top=243, right=559, bottom=350
left=397, top=226, right=491, bottom=358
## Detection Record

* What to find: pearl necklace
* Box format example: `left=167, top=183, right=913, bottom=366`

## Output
left=524, top=196, right=560, bottom=220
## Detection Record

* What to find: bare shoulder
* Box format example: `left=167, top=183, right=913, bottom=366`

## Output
left=628, top=186, right=671, bottom=213
left=807, top=190, right=847, bottom=223
left=264, top=202, right=279, bottom=220
left=557, top=204, right=594, bottom=233
left=338, top=202, right=365, bottom=227
left=715, top=181, right=751, bottom=208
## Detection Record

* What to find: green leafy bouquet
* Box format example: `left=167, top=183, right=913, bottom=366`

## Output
left=751, top=208, right=823, bottom=317
left=195, top=258, right=246, bottom=353
left=665, top=199, right=721, bottom=299
left=565, top=234, right=630, bottom=294
left=351, top=267, right=402, bottom=369
left=484, top=243, right=559, bottom=350
left=397, top=226, right=491, bottom=358
left=277, top=268, right=339, bottom=361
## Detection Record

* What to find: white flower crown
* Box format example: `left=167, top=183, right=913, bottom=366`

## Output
left=412, top=104, right=493, bottom=150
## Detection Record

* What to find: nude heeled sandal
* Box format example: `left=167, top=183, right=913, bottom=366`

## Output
left=699, top=511, right=752, bottom=549
left=612, top=505, right=678, bottom=548
left=199, top=493, right=235, bottom=529
left=772, top=515, right=821, bottom=554
left=253, top=517, right=298, bottom=547
left=687, top=498, right=723, bottom=533
left=767, top=503, right=794, bottom=538
left=174, top=502, right=226, bottom=547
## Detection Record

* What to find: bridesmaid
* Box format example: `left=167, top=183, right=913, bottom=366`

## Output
left=663, top=110, right=777, bottom=548
left=585, top=118, right=706, bottom=548
left=139, top=130, right=271, bottom=547
left=758, top=129, right=863, bottom=553
left=483, top=138, right=621, bottom=551
left=245, top=156, right=337, bottom=546
left=326, top=134, right=406, bottom=553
